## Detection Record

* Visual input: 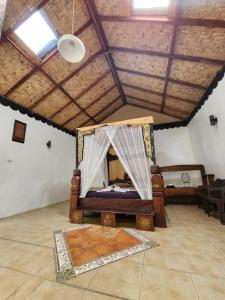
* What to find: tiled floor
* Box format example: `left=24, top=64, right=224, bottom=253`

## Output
left=0, top=202, right=225, bottom=300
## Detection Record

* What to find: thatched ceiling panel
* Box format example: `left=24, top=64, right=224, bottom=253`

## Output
left=167, top=82, right=204, bottom=102
left=76, top=73, right=115, bottom=108
left=86, top=87, right=119, bottom=116
left=127, top=97, right=161, bottom=112
left=123, top=86, right=163, bottom=105
left=64, top=113, right=89, bottom=130
left=44, top=0, right=89, bottom=35
left=118, top=71, right=165, bottom=93
left=83, top=119, right=95, bottom=127
left=95, top=100, right=123, bottom=122
left=180, top=0, right=225, bottom=20
left=33, top=89, right=70, bottom=118
left=8, top=71, right=54, bottom=107
left=52, top=103, right=80, bottom=125
left=0, top=41, right=33, bottom=95
left=63, top=55, right=109, bottom=99
left=42, top=25, right=101, bottom=83
left=170, top=59, right=221, bottom=87
left=175, top=25, right=225, bottom=60
left=3, top=0, right=40, bottom=32
left=165, top=97, right=195, bottom=113
left=113, top=52, right=168, bottom=77
left=103, top=21, right=173, bottom=53
left=95, top=0, right=130, bottom=16
left=164, top=106, right=189, bottom=119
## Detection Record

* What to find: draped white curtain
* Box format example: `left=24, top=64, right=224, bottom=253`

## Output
left=79, top=126, right=153, bottom=200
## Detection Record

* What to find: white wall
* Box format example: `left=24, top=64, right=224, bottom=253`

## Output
left=0, top=105, right=75, bottom=218
left=188, top=77, right=225, bottom=178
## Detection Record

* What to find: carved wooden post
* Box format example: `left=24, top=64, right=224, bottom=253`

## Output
left=70, top=169, right=83, bottom=224
left=151, top=165, right=167, bottom=228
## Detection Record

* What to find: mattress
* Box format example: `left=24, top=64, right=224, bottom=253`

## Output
left=86, top=190, right=141, bottom=199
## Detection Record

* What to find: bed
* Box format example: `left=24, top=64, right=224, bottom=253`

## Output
left=70, top=117, right=166, bottom=231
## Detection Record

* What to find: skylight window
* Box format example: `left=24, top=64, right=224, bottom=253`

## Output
left=133, top=0, right=169, bottom=9
left=15, top=10, right=58, bottom=57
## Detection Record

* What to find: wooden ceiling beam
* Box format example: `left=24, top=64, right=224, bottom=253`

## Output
left=96, top=103, right=124, bottom=124
left=126, top=94, right=162, bottom=108
left=117, top=67, right=206, bottom=90
left=110, top=47, right=225, bottom=65
left=100, top=15, right=225, bottom=28
left=122, top=83, right=197, bottom=105
left=84, top=0, right=127, bottom=104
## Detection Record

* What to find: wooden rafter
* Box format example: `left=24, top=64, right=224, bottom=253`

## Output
left=84, top=0, right=127, bottom=105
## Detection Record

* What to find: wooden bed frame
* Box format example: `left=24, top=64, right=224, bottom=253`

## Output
left=69, top=165, right=166, bottom=231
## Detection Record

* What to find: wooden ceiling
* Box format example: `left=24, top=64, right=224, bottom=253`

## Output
left=1, top=0, right=225, bottom=132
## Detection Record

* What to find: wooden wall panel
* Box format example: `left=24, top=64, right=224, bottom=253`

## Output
left=86, top=87, right=119, bottom=116
left=42, top=25, right=101, bottom=83
left=127, top=97, right=161, bottom=112
left=63, top=55, right=109, bottom=99
left=44, top=0, right=90, bottom=35
left=0, top=41, right=33, bottom=95
left=175, top=25, right=225, bottom=60
left=180, top=0, right=225, bottom=20
left=170, top=59, right=221, bottom=87
left=113, top=52, right=168, bottom=77
left=52, top=103, right=80, bottom=125
left=33, top=89, right=70, bottom=117
left=165, top=97, right=195, bottom=113
left=95, top=100, right=123, bottom=122
left=76, top=73, right=115, bottom=108
left=103, top=21, right=173, bottom=53
left=123, top=85, right=163, bottom=105
left=8, top=71, right=54, bottom=107
left=95, top=0, right=130, bottom=16
left=118, top=70, right=165, bottom=93
left=167, top=82, right=204, bottom=102
left=65, top=113, right=89, bottom=131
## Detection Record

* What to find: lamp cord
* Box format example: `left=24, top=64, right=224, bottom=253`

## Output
left=72, top=0, right=75, bottom=35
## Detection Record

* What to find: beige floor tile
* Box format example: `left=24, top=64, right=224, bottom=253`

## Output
left=67, top=269, right=97, bottom=288
left=82, top=291, right=118, bottom=300
left=7, top=277, right=43, bottom=300
left=191, top=273, right=225, bottom=300
left=140, top=265, right=198, bottom=300
left=89, top=260, right=143, bottom=300
left=27, top=280, right=84, bottom=300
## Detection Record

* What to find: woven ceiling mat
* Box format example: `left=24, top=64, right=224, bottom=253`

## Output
left=180, top=0, right=225, bottom=20
left=95, top=100, right=123, bottom=122
left=44, top=0, right=89, bottom=36
left=3, top=0, right=40, bottom=32
left=32, top=89, right=71, bottom=118
left=165, top=97, right=195, bottom=113
left=167, top=82, right=204, bottom=102
left=164, top=107, right=189, bottom=120
left=103, top=21, right=173, bottom=54
left=63, top=56, right=109, bottom=99
left=175, top=25, right=225, bottom=61
left=0, top=41, right=33, bottom=95
left=42, top=25, right=101, bottom=83
left=95, top=0, right=130, bottom=16
left=54, top=224, right=158, bottom=281
left=83, top=119, right=95, bottom=127
left=65, top=113, right=89, bottom=131
left=86, top=87, right=119, bottom=117
left=76, top=73, right=115, bottom=108
left=52, top=103, right=80, bottom=125
left=113, top=52, right=168, bottom=77
left=127, top=98, right=161, bottom=113
left=170, top=59, right=222, bottom=87
left=123, top=86, right=163, bottom=105
left=118, top=71, right=165, bottom=93
left=8, top=71, right=54, bottom=108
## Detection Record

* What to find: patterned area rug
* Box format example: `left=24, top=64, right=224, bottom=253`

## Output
left=54, top=224, right=158, bottom=281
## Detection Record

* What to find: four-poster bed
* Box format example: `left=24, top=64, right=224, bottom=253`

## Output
left=70, top=117, right=166, bottom=231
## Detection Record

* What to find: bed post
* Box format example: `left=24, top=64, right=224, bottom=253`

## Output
left=70, top=169, right=83, bottom=224
left=151, top=165, right=167, bottom=228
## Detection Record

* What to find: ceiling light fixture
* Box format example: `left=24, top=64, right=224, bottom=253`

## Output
left=57, top=0, right=85, bottom=63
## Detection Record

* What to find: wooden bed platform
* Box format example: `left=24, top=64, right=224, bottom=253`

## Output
left=69, top=165, right=166, bottom=231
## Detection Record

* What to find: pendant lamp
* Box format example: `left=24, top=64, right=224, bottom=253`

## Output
left=57, top=0, right=85, bottom=63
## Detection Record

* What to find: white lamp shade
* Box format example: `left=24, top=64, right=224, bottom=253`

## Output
left=57, top=34, right=85, bottom=63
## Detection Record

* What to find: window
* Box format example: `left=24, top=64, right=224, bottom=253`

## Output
left=15, top=10, right=58, bottom=58
left=132, top=0, right=170, bottom=15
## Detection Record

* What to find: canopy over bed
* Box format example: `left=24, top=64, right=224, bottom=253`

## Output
left=76, top=116, right=156, bottom=200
